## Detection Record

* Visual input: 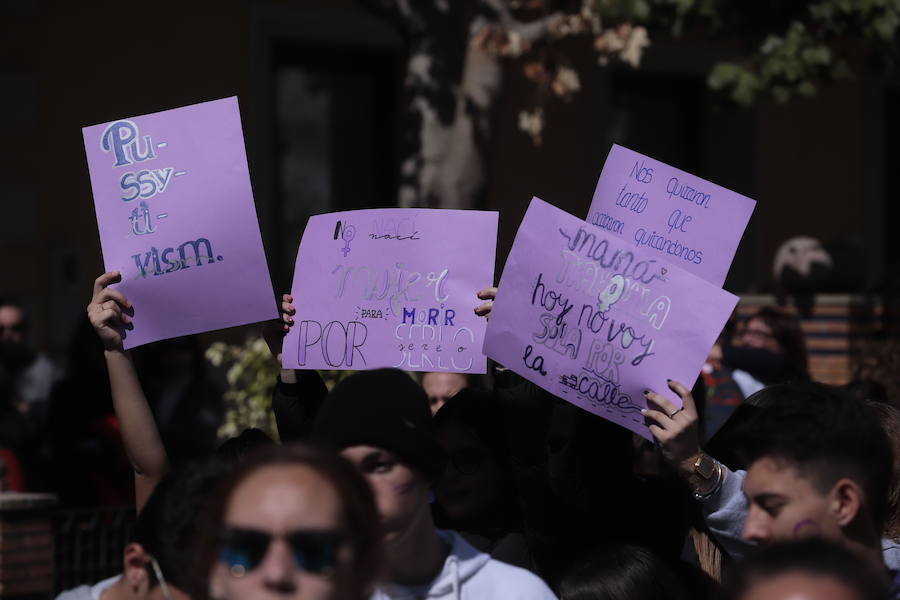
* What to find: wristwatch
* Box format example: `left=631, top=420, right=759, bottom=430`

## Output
left=691, top=453, right=724, bottom=500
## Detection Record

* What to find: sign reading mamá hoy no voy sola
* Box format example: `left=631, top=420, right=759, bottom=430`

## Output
left=83, top=97, right=276, bottom=348
left=484, top=198, right=737, bottom=439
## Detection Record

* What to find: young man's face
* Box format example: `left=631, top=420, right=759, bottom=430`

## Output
left=742, top=457, right=844, bottom=545
left=340, top=446, right=430, bottom=547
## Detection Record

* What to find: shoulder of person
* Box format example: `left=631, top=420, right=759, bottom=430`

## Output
left=467, top=557, right=557, bottom=599
left=54, top=585, right=93, bottom=600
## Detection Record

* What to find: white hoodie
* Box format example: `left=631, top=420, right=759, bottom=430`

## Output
left=371, top=530, right=557, bottom=600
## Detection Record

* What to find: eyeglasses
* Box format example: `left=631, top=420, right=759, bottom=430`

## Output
left=446, top=448, right=487, bottom=475
left=217, top=527, right=345, bottom=576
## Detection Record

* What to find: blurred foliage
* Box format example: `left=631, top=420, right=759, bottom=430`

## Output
left=207, top=337, right=280, bottom=442
left=588, top=0, right=900, bottom=106
left=206, top=337, right=354, bottom=443
left=502, top=0, right=899, bottom=142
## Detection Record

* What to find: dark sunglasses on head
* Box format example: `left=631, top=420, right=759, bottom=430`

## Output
left=217, top=527, right=346, bottom=575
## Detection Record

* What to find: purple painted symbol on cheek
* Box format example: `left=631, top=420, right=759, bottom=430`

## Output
left=392, top=479, right=417, bottom=496
left=792, top=518, right=821, bottom=539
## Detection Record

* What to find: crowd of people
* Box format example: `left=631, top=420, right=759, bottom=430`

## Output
left=2, top=269, right=900, bottom=599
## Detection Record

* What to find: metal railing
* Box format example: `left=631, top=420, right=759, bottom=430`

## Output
left=53, top=506, right=135, bottom=594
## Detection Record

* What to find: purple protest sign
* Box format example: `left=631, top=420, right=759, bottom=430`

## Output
left=484, top=197, right=737, bottom=439
left=587, top=144, right=755, bottom=287
left=83, top=97, right=276, bottom=348
left=282, top=209, right=498, bottom=374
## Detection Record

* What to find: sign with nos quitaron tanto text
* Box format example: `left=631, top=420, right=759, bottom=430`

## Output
left=83, top=97, right=277, bottom=348
left=484, top=197, right=737, bottom=439
left=282, top=208, right=498, bottom=374
left=586, top=144, right=756, bottom=287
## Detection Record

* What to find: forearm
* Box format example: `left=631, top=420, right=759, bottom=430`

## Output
left=105, top=349, right=169, bottom=481
left=272, top=370, right=327, bottom=442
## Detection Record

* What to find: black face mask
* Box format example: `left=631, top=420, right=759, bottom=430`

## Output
left=0, top=339, right=33, bottom=370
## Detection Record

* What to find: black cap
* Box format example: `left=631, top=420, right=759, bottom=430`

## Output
left=312, top=369, right=445, bottom=479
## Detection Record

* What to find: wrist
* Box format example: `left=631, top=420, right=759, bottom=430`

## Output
left=688, top=453, right=725, bottom=500
left=678, top=450, right=704, bottom=481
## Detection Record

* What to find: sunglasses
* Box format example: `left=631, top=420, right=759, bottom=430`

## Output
left=217, top=527, right=345, bottom=576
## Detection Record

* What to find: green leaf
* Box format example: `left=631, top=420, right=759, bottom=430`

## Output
left=708, top=62, right=740, bottom=89
left=801, top=46, right=832, bottom=66
left=873, top=12, right=900, bottom=40
left=795, top=80, right=817, bottom=96
left=761, top=34, right=783, bottom=54
left=772, top=85, right=792, bottom=103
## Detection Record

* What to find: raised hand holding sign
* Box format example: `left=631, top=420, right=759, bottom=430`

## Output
left=484, top=197, right=737, bottom=439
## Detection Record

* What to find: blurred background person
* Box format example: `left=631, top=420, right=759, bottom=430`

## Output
left=421, top=371, right=468, bottom=415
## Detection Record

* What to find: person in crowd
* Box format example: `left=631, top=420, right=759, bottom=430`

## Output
left=87, top=272, right=172, bottom=510
left=724, top=539, right=888, bottom=600
left=87, top=272, right=270, bottom=507
left=195, top=444, right=383, bottom=600
left=864, top=400, right=900, bottom=567
left=852, top=338, right=900, bottom=410
left=708, top=306, right=808, bottom=396
left=645, top=380, right=897, bottom=594
left=268, top=296, right=557, bottom=598
left=0, top=352, right=37, bottom=490
left=48, top=316, right=132, bottom=505
left=473, top=286, right=697, bottom=583
left=56, top=459, right=226, bottom=600
left=558, top=545, right=688, bottom=600
left=421, top=371, right=468, bottom=415
left=432, top=389, right=532, bottom=570
left=701, top=319, right=746, bottom=440
left=313, top=369, right=556, bottom=599
left=0, top=296, right=61, bottom=425
left=134, top=336, right=224, bottom=464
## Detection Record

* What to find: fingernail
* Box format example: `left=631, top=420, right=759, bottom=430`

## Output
left=640, top=409, right=648, bottom=415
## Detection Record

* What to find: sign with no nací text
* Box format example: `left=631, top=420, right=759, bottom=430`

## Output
left=282, top=208, right=498, bottom=374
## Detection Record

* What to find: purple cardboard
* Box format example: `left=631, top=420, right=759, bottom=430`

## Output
left=83, top=97, right=276, bottom=348
left=587, top=144, right=755, bottom=287
left=282, top=209, right=498, bottom=374
left=485, top=197, right=737, bottom=439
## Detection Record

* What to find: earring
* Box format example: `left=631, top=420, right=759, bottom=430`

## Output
left=230, top=564, right=246, bottom=578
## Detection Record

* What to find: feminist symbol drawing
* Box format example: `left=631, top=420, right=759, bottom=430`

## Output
left=333, top=221, right=357, bottom=257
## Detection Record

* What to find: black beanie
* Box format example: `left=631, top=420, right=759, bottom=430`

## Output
left=312, top=369, right=445, bottom=480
